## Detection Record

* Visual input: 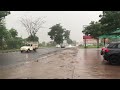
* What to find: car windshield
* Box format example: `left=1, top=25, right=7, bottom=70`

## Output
left=107, top=43, right=117, bottom=48
left=105, top=44, right=109, bottom=47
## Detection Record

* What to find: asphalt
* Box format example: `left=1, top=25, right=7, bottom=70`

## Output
left=0, top=47, right=63, bottom=67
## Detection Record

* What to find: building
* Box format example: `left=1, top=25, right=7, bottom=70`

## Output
left=83, top=35, right=101, bottom=45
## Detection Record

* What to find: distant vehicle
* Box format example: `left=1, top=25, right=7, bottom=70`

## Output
left=60, top=43, right=66, bottom=48
left=56, top=44, right=61, bottom=48
left=66, top=44, right=75, bottom=48
left=20, top=42, right=39, bottom=53
left=101, top=42, right=120, bottom=65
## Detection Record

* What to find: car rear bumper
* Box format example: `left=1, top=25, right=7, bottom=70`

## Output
left=103, top=54, right=109, bottom=61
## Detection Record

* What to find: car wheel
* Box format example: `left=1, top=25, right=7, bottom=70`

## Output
left=109, top=55, right=120, bottom=65
left=27, top=49, right=30, bottom=53
left=21, top=50, right=23, bottom=53
left=33, top=49, right=36, bottom=52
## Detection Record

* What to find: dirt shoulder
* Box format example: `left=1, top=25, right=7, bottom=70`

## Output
left=0, top=47, right=79, bottom=79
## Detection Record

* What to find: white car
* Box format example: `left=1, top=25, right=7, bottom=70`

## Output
left=20, top=44, right=36, bottom=53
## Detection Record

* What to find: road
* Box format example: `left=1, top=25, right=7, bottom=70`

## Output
left=0, top=47, right=63, bottom=67
left=1, top=48, right=120, bottom=79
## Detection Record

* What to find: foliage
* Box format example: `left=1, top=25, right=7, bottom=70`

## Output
left=9, top=28, right=18, bottom=38
left=82, top=21, right=103, bottom=39
left=26, top=35, right=39, bottom=42
left=99, top=11, right=120, bottom=34
left=48, top=24, right=70, bottom=44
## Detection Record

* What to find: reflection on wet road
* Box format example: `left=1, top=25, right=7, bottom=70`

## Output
left=1, top=48, right=120, bottom=79
left=74, top=48, right=120, bottom=79
left=0, top=48, right=62, bottom=67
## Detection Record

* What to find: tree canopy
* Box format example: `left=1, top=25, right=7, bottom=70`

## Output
left=48, top=24, right=70, bottom=44
left=99, top=11, right=120, bottom=34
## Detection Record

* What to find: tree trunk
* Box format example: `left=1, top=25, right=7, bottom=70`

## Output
left=97, top=38, right=99, bottom=48
left=103, top=38, right=106, bottom=46
left=84, top=39, right=87, bottom=48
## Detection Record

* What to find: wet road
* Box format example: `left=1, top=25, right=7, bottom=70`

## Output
left=0, top=47, right=63, bottom=67
left=1, top=48, right=120, bottom=79
left=73, top=48, right=120, bottom=79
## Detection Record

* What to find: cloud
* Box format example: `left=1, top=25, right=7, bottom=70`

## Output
left=5, top=11, right=102, bottom=43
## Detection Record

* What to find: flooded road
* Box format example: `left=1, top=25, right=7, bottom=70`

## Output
left=74, top=48, right=120, bottom=79
left=0, top=47, right=63, bottom=67
left=1, top=48, right=120, bottom=79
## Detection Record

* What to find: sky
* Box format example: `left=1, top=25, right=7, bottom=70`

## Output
left=5, top=11, right=102, bottom=43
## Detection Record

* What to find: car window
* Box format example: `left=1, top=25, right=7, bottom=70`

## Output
left=107, top=43, right=117, bottom=48
left=117, top=44, right=120, bottom=48
left=105, top=44, right=109, bottom=47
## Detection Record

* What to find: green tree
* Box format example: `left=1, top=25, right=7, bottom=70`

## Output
left=9, top=28, right=18, bottom=38
left=5, top=28, right=24, bottom=49
left=82, top=21, right=103, bottom=48
left=67, top=38, right=73, bottom=44
left=0, top=25, right=8, bottom=49
left=0, top=11, right=10, bottom=49
left=64, top=30, right=72, bottom=44
left=99, top=11, right=120, bottom=34
left=64, top=30, right=70, bottom=40
left=48, top=24, right=64, bottom=44
left=26, top=35, right=39, bottom=42
left=48, top=24, right=70, bottom=44
left=0, top=11, right=10, bottom=21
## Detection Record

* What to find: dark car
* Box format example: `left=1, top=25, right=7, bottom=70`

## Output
left=102, top=42, right=120, bottom=65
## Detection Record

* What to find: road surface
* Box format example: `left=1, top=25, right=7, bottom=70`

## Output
left=0, top=47, right=63, bottom=67
left=1, top=48, right=120, bottom=79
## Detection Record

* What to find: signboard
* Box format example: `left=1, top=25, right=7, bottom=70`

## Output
left=83, top=35, right=93, bottom=39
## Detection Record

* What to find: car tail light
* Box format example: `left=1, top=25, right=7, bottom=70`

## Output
left=105, top=48, right=109, bottom=52
left=102, top=47, right=105, bottom=50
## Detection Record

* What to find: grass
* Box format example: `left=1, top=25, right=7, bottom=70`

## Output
left=79, top=45, right=104, bottom=49
left=0, top=49, right=20, bottom=53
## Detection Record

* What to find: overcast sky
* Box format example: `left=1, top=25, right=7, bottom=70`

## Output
left=5, top=11, right=102, bottom=43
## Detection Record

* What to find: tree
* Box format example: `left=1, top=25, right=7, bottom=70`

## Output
left=64, top=30, right=72, bottom=44
left=64, top=30, right=70, bottom=40
left=0, top=11, right=10, bottom=21
left=48, top=24, right=70, bottom=44
left=67, top=38, right=73, bottom=44
left=99, top=11, right=120, bottom=34
left=20, top=16, right=45, bottom=42
left=26, top=35, right=39, bottom=42
left=82, top=21, right=103, bottom=48
left=9, top=28, right=18, bottom=38
left=0, top=11, right=10, bottom=49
